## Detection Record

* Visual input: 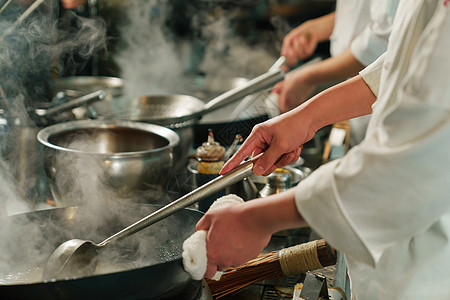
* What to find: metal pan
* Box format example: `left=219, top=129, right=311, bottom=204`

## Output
left=89, top=57, right=286, bottom=129
left=48, top=76, right=124, bottom=100
left=0, top=204, right=203, bottom=299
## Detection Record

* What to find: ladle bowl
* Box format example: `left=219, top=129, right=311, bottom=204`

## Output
left=44, top=239, right=98, bottom=280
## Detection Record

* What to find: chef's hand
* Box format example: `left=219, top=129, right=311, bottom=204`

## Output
left=272, top=66, right=317, bottom=113
left=196, top=202, right=272, bottom=279
left=61, top=0, right=86, bottom=9
left=281, top=12, right=335, bottom=68
left=220, top=110, right=313, bottom=176
left=197, top=189, right=305, bottom=279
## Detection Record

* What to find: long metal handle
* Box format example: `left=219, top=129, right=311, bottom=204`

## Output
left=200, top=58, right=285, bottom=116
left=0, top=0, right=13, bottom=15
left=98, top=154, right=263, bottom=247
left=34, top=90, right=105, bottom=117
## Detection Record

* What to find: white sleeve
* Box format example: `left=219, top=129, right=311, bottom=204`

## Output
left=294, top=160, right=376, bottom=267
left=350, top=0, right=399, bottom=66
left=295, top=4, right=450, bottom=268
left=359, top=52, right=385, bottom=98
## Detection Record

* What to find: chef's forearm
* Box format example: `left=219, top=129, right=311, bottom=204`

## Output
left=243, top=189, right=307, bottom=234
left=304, top=48, right=365, bottom=85
left=292, top=74, right=376, bottom=134
left=310, top=12, right=336, bottom=42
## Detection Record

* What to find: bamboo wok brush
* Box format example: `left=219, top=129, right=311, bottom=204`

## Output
left=206, top=239, right=336, bottom=298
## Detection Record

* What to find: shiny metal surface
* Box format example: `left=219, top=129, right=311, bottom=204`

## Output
left=94, top=94, right=205, bottom=126
left=251, top=165, right=310, bottom=193
left=48, top=76, right=123, bottom=99
left=92, top=94, right=200, bottom=174
left=258, top=171, right=292, bottom=198
left=91, top=58, right=285, bottom=128
left=34, top=90, right=105, bottom=118
left=48, top=76, right=124, bottom=120
left=37, top=119, right=179, bottom=206
left=43, top=154, right=260, bottom=281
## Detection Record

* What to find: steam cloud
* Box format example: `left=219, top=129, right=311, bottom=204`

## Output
left=0, top=0, right=291, bottom=285
left=113, top=0, right=288, bottom=97
left=0, top=0, right=106, bottom=284
left=113, top=0, right=185, bottom=97
left=0, top=0, right=106, bottom=215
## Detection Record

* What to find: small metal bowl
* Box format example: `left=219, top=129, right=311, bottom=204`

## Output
left=250, top=165, right=312, bottom=193
left=37, top=119, right=179, bottom=206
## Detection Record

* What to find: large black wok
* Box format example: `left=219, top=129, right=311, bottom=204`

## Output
left=0, top=204, right=203, bottom=299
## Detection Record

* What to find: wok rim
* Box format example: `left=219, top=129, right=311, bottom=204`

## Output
left=36, top=119, right=180, bottom=158
left=0, top=205, right=203, bottom=287
left=0, top=257, right=187, bottom=287
left=49, top=76, right=124, bottom=89
left=103, top=94, right=207, bottom=127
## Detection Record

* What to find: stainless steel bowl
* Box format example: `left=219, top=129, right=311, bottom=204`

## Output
left=37, top=120, right=179, bottom=206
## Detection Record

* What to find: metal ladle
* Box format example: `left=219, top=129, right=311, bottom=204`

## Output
left=43, top=154, right=262, bottom=281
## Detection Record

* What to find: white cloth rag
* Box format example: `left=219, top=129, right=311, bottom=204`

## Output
left=182, top=194, right=244, bottom=281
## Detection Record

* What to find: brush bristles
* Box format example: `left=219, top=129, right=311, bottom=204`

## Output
left=206, top=251, right=284, bottom=298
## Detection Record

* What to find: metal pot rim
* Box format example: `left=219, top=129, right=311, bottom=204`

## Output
left=50, top=76, right=124, bottom=88
left=37, top=119, right=180, bottom=157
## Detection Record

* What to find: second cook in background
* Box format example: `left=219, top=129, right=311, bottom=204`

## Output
left=276, top=0, right=399, bottom=145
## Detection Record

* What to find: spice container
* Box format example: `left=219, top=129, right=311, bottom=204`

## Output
left=195, top=129, right=226, bottom=212
left=196, top=129, right=225, bottom=175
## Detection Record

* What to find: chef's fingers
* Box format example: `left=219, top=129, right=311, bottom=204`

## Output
left=292, top=35, right=308, bottom=61
left=271, top=81, right=284, bottom=95
left=278, top=93, right=288, bottom=114
left=220, top=139, right=264, bottom=174
left=252, top=143, right=286, bottom=176
left=262, top=165, right=278, bottom=177
left=305, top=36, right=317, bottom=58
left=285, top=47, right=299, bottom=67
left=196, top=214, right=211, bottom=231
left=275, top=147, right=302, bottom=168
left=204, top=263, right=218, bottom=279
left=217, top=265, right=229, bottom=272
left=260, top=149, right=299, bottom=176
left=252, top=148, right=265, bottom=157
left=221, top=151, right=249, bottom=175
left=281, top=33, right=295, bottom=58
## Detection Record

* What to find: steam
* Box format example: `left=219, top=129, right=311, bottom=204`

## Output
left=0, top=1, right=293, bottom=285
left=199, top=16, right=276, bottom=79
left=0, top=203, right=200, bottom=284
left=113, top=1, right=288, bottom=98
left=0, top=0, right=106, bottom=215
left=0, top=1, right=108, bottom=284
left=113, top=0, right=185, bottom=97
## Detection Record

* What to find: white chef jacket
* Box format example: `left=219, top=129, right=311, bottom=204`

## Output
left=296, top=0, right=450, bottom=299
left=331, top=0, right=399, bottom=66
left=331, top=0, right=399, bottom=146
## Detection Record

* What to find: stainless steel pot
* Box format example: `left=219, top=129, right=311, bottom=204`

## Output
left=37, top=119, right=180, bottom=207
